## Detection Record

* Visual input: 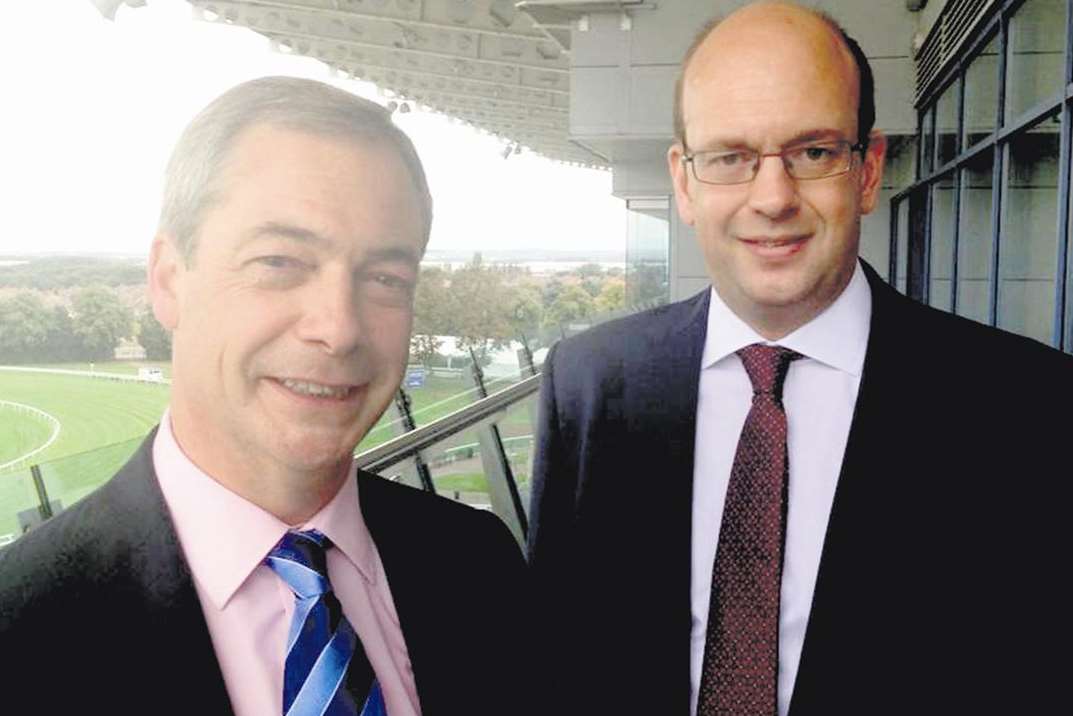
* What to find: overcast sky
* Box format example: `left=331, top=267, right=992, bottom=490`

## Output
left=0, top=1, right=627, bottom=258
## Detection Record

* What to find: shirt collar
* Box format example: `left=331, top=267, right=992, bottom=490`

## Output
left=701, top=260, right=871, bottom=376
left=153, top=411, right=378, bottom=611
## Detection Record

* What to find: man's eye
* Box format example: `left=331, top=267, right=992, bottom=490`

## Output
left=800, top=146, right=835, bottom=162
left=362, top=271, right=416, bottom=303
left=374, top=273, right=408, bottom=289
left=714, top=152, right=749, bottom=166
left=256, top=255, right=302, bottom=269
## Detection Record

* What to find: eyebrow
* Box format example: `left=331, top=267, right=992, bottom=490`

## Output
left=699, top=129, right=849, bottom=151
left=242, top=221, right=421, bottom=265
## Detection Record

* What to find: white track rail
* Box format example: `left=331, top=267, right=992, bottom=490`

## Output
left=0, top=400, right=62, bottom=472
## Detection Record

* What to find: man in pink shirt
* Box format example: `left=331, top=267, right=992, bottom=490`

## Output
left=0, top=77, right=529, bottom=716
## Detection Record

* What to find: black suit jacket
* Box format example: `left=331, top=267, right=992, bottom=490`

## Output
left=0, top=430, right=530, bottom=715
left=528, top=261, right=1072, bottom=714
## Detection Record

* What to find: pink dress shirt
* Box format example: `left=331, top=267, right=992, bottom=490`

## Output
left=153, top=412, right=421, bottom=716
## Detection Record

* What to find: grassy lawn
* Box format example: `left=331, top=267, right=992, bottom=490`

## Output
left=0, top=369, right=169, bottom=465
left=433, top=472, right=489, bottom=493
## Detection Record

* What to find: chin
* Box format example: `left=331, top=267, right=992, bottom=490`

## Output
left=275, top=431, right=358, bottom=472
left=745, top=277, right=812, bottom=307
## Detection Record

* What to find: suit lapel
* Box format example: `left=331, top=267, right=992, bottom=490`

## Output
left=622, top=290, right=711, bottom=710
left=103, top=434, right=235, bottom=712
left=357, top=473, right=444, bottom=712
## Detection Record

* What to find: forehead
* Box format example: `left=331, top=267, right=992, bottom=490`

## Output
left=210, top=124, right=425, bottom=252
left=681, top=10, right=859, bottom=147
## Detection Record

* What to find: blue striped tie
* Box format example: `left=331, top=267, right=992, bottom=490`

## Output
left=265, top=530, right=387, bottom=716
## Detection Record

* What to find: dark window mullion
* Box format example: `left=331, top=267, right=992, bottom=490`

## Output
left=951, top=73, right=968, bottom=313
left=988, top=16, right=1011, bottom=326
left=1055, top=101, right=1072, bottom=350
left=1065, top=0, right=1073, bottom=351
left=889, top=196, right=900, bottom=288
left=1067, top=0, right=1073, bottom=86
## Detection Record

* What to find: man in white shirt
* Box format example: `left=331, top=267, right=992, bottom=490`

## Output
left=0, top=77, right=529, bottom=716
left=528, top=3, right=1072, bottom=714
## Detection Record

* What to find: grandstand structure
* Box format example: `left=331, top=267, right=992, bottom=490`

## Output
left=90, top=0, right=1073, bottom=351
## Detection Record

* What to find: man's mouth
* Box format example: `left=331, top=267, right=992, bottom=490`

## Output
left=276, top=378, right=357, bottom=400
left=743, top=236, right=807, bottom=247
left=741, top=235, right=810, bottom=256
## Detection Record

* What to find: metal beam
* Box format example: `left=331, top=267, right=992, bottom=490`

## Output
left=336, top=66, right=569, bottom=110
left=194, top=0, right=555, bottom=42
left=328, top=54, right=570, bottom=96
left=263, top=28, right=569, bottom=73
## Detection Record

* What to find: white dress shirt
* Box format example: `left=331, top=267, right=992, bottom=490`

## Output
left=689, top=262, right=871, bottom=716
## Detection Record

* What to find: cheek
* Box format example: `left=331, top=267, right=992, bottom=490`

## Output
left=364, top=306, right=414, bottom=357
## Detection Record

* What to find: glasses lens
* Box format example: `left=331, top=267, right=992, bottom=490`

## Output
left=692, top=150, right=757, bottom=184
left=784, top=141, right=852, bottom=179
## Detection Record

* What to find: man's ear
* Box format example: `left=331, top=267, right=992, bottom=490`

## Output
left=148, top=234, right=183, bottom=331
left=858, top=130, right=887, bottom=216
left=668, top=142, right=697, bottom=227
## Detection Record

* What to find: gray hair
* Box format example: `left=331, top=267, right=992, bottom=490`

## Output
left=158, top=76, right=433, bottom=262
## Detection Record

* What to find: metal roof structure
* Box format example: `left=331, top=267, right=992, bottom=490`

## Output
left=105, top=0, right=613, bottom=167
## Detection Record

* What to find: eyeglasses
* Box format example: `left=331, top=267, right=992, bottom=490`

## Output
left=683, top=140, right=866, bottom=185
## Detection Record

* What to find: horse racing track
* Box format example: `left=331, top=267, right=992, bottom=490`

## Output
left=0, top=367, right=169, bottom=539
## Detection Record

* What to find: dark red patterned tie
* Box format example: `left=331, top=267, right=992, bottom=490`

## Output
left=698, top=344, right=801, bottom=716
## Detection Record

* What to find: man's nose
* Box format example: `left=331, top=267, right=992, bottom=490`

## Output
left=746, top=155, right=800, bottom=220
left=297, top=272, right=364, bottom=356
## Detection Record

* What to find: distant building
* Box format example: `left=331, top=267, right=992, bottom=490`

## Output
left=113, top=338, right=146, bottom=361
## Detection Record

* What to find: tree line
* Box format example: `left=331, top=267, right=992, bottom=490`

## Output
left=0, top=254, right=629, bottom=366
left=409, top=255, right=626, bottom=366
left=0, top=288, right=170, bottom=364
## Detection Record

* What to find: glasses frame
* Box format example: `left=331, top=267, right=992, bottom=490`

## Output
left=682, top=139, right=868, bottom=185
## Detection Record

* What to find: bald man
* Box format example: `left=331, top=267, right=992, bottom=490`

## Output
left=527, top=3, right=1071, bottom=714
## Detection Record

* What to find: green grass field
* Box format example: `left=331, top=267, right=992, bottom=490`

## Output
left=0, top=406, right=54, bottom=465
left=0, top=363, right=536, bottom=538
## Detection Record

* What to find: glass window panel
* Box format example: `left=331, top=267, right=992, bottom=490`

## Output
left=482, top=345, right=531, bottom=395
left=625, top=200, right=670, bottom=306
left=998, top=111, right=1061, bottom=344
left=964, top=34, right=999, bottom=149
left=868, top=135, right=917, bottom=283
left=896, top=199, right=910, bottom=294
left=0, top=467, right=42, bottom=543
left=495, top=394, right=538, bottom=519
left=1005, top=0, right=1065, bottom=122
left=936, top=81, right=959, bottom=167
left=424, top=429, right=490, bottom=504
left=423, top=420, right=526, bottom=544
left=921, top=106, right=935, bottom=175
left=39, top=437, right=142, bottom=513
left=372, top=456, right=429, bottom=492
left=929, top=175, right=956, bottom=311
left=357, top=395, right=415, bottom=451
left=957, top=149, right=995, bottom=325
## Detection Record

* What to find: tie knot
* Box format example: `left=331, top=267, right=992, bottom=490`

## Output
left=265, top=529, right=333, bottom=599
left=736, top=343, right=801, bottom=398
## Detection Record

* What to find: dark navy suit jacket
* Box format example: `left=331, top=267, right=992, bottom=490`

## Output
left=0, top=430, right=530, bottom=715
left=528, top=261, right=1072, bottom=714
